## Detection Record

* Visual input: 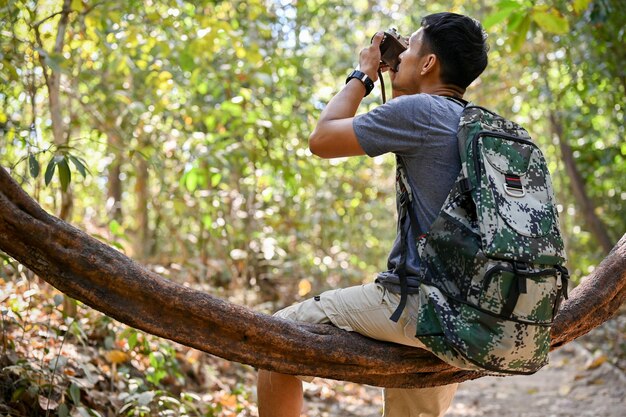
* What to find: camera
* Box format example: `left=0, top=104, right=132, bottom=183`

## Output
left=377, top=28, right=409, bottom=72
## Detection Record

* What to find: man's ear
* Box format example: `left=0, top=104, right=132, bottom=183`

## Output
left=420, top=54, right=438, bottom=75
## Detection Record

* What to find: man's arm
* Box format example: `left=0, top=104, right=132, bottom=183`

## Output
left=308, top=33, right=384, bottom=159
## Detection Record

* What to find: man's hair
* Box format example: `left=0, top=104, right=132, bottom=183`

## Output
left=420, top=12, right=489, bottom=89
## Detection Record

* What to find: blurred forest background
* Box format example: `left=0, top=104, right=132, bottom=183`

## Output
left=0, top=0, right=624, bottom=416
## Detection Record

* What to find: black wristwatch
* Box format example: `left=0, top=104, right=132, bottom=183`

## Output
left=346, top=69, right=375, bottom=97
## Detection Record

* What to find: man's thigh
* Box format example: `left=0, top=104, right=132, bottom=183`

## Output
left=274, top=283, right=458, bottom=415
left=275, top=283, right=426, bottom=349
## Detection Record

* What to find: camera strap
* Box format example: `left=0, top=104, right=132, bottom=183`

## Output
left=379, top=69, right=387, bottom=103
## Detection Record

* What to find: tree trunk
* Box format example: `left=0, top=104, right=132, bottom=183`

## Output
left=549, top=111, right=614, bottom=253
left=106, top=132, right=123, bottom=222
left=133, top=154, right=150, bottom=259
left=34, top=0, right=74, bottom=222
left=0, top=166, right=624, bottom=389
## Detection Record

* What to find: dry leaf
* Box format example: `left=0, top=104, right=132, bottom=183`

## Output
left=105, top=350, right=129, bottom=364
left=38, top=395, right=59, bottom=410
left=588, top=378, right=606, bottom=386
left=298, top=279, right=312, bottom=297
left=586, top=354, right=608, bottom=370
left=219, top=394, right=238, bottom=408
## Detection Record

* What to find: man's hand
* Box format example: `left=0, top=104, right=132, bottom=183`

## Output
left=359, top=32, right=384, bottom=81
left=308, top=35, right=391, bottom=158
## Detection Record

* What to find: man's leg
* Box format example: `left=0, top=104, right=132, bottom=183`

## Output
left=257, top=284, right=458, bottom=416
left=257, top=296, right=331, bottom=417
left=308, top=284, right=459, bottom=417
left=257, top=370, right=303, bottom=417
left=383, top=384, right=459, bottom=417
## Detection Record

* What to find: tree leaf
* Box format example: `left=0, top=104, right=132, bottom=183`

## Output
left=510, top=14, right=532, bottom=52
left=29, top=154, right=40, bottom=178
left=109, top=219, right=122, bottom=236
left=44, top=158, right=57, bottom=186
left=211, top=173, right=222, bottom=187
left=179, top=51, right=195, bottom=72
left=57, top=158, right=71, bottom=192
left=58, top=403, right=69, bottom=417
left=68, top=154, right=88, bottom=178
left=573, top=0, right=592, bottom=14
left=128, top=331, right=138, bottom=350
left=532, top=8, right=570, bottom=34
left=69, top=383, right=81, bottom=405
left=184, top=169, right=199, bottom=192
left=483, top=0, right=523, bottom=30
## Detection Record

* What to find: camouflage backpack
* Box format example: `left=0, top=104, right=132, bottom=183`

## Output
left=395, top=104, right=569, bottom=375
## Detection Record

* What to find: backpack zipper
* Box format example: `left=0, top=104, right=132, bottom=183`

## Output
left=470, top=130, right=536, bottom=186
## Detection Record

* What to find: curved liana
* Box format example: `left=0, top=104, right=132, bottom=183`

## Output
left=0, top=166, right=624, bottom=388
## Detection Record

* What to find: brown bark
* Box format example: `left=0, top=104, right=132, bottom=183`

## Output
left=0, top=166, right=624, bottom=388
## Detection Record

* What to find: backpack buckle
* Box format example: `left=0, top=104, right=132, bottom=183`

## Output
left=513, top=261, right=528, bottom=272
left=556, top=265, right=569, bottom=300
left=504, top=174, right=525, bottom=198
left=459, top=178, right=473, bottom=194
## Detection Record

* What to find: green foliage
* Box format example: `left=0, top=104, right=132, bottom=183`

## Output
left=0, top=0, right=622, bottom=292
left=481, top=0, right=625, bottom=278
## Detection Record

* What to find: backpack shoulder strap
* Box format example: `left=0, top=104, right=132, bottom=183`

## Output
left=389, top=155, right=418, bottom=322
left=389, top=100, right=471, bottom=322
left=443, top=96, right=469, bottom=108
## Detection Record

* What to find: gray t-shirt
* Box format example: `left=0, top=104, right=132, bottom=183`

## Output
left=353, top=93, right=464, bottom=293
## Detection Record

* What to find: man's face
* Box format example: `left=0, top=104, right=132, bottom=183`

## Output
left=392, top=28, right=430, bottom=94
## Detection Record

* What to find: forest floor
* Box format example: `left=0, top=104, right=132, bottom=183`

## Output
left=300, top=339, right=626, bottom=417
left=1, top=276, right=624, bottom=416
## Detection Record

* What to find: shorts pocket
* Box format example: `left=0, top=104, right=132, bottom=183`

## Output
left=403, top=315, right=417, bottom=339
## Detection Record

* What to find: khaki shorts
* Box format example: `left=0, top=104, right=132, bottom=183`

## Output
left=274, top=283, right=458, bottom=417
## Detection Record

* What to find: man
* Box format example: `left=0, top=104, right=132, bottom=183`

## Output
left=257, top=12, right=489, bottom=417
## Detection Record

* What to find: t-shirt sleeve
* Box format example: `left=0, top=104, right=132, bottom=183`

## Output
left=353, top=94, right=432, bottom=157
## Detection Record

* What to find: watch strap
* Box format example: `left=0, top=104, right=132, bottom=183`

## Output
left=346, top=69, right=375, bottom=97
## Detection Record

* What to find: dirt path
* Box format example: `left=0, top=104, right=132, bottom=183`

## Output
left=302, top=341, right=626, bottom=416
left=448, top=342, right=626, bottom=417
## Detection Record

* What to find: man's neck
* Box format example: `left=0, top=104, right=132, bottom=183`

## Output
left=420, top=84, right=466, bottom=99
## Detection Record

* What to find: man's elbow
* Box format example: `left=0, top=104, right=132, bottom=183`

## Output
left=308, top=130, right=325, bottom=157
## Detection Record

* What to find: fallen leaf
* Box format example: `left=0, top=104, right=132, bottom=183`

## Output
left=588, top=378, right=605, bottom=385
left=219, top=393, right=238, bottom=408
left=105, top=350, right=129, bottom=364
left=558, top=385, right=572, bottom=396
left=586, top=354, right=607, bottom=370
left=298, top=279, right=312, bottom=297
left=38, top=395, right=59, bottom=410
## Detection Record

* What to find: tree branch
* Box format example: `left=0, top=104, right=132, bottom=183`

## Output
left=0, top=166, right=624, bottom=388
